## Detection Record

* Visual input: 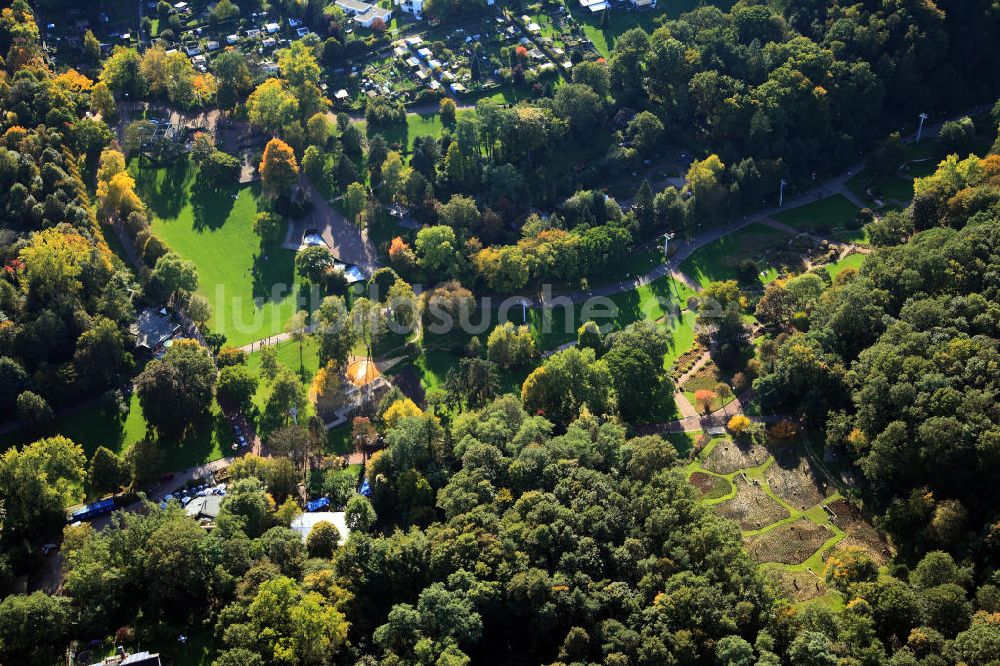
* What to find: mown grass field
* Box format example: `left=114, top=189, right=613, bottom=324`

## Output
left=0, top=390, right=226, bottom=477
left=131, top=159, right=303, bottom=347
left=354, top=110, right=472, bottom=153
left=571, top=0, right=735, bottom=57
left=845, top=167, right=915, bottom=207
left=773, top=194, right=862, bottom=241
left=824, top=252, right=866, bottom=279
left=679, top=223, right=788, bottom=287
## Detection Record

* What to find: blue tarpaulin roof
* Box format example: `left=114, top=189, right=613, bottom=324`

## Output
left=71, top=497, right=115, bottom=520
left=306, top=497, right=330, bottom=512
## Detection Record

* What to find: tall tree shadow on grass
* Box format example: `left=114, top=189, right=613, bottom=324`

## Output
left=368, top=122, right=409, bottom=154
left=132, top=158, right=192, bottom=220
left=190, top=177, right=240, bottom=232
left=610, top=289, right=644, bottom=328
left=251, top=248, right=300, bottom=304
left=161, top=410, right=228, bottom=471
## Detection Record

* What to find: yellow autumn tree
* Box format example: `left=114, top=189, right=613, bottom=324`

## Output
left=97, top=148, right=126, bottom=184
left=54, top=69, right=93, bottom=92
left=382, top=397, right=422, bottom=430
left=727, top=414, right=752, bottom=434
left=311, top=361, right=345, bottom=421
left=19, top=228, right=111, bottom=302
left=97, top=171, right=144, bottom=221
left=259, top=137, right=299, bottom=196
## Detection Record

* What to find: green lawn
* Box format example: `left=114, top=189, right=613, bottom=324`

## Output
left=132, top=159, right=303, bottom=347
left=144, top=629, right=215, bottom=666
left=1, top=391, right=226, bottom=482
left=773, top=195, right=860, bottom=231
left=683, top=389, right=735, bottom=415
left=679, top=223, right=789, bottom=288
left=355, top=110, right=471, bottom=153
left=327, top=423, right=353, bottom=454
left=463, top=81, right=540, bottom=106
left=665, top=430, right=698, bottom=457
left=572, top=1, right=734, bottom=56
left=246, top=337, right=321, bottom=437
left=824, top=252, right=865, bottom=279
left=845, top=168, right=915, bottom=207
left=773, top=195, right=864, bottom=243
left=0, top=393, right=146, bottom=460
left=531, top=274, right=696, bottom=350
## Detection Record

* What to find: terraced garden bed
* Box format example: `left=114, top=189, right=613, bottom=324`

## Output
left=747, top=518, right=834, bottom=565
left=689, top=471, right=732, bottom=500
left=765, top=450, right=830, bottom=511
left=714, top=475, right=789, bottom=530
left=702, top=439, right=770, bottom=475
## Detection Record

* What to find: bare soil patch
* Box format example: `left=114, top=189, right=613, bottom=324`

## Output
left=689, top=471, right=732, bottom=500
left=764, top=451, right=829, bottom=510
left=765, top=567, right=827, bottom=603
left=704, top=439, right=770, bottom=474
left=714, top=475, right=789, bottom=530
left=747, top=518, right=833, bottom=565
left=827, top=499, right=892, bottom=564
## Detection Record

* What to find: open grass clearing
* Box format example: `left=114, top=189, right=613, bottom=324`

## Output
left=845, top=167, right=915, bottom=206
left=763, top=566, right=829, bottom=604
left=0, top=390, right=225, bottom=476
left=773, top=194, right=863, bottom=243
left=246, top=336, right=322, bottom=438
left=132, top=159, right=303, bottom=347
left=678, top=223, right=790, bottom=288
left=584, top=246, right=666, bottom=290
left=664, top=430, right=698, bottom=457
left=824, top=252, right=865, bottom=279
left=534, top=274, right=697, bottom=352
left=395, top=347, right=535, bottom=398
left=570, top=1, right=735, bottom=57
left=0, top=392, right=146, bottom=462
left=355, top=110, right=471, bottom=154
left=326, top=422, right=353, bottom=455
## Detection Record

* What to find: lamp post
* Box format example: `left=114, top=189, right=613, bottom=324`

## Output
left=916, top=112, right=929, bottom=142
left=779, top=179, right=787, bottom=208
left=661, top=231, right=675, bottom=259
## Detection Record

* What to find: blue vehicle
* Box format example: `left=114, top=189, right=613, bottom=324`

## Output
left=69, top=497, right=116, bottom=522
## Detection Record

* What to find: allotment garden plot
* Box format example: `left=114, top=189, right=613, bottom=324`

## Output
left=685, top=436, right=891, bottom=608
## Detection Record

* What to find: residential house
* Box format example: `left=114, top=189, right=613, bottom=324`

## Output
left=131, top=308, right=180, bottom=357
left=396, top=0, right=424, bottom=19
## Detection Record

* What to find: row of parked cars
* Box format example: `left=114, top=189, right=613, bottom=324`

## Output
left=160, top=482, right=228, bottom=508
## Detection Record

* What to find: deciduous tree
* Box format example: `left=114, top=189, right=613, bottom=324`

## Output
left=259, top=137, right=299, bottom=196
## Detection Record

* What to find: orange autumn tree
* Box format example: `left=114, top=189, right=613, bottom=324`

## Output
left=694, top=389, right=717, bottom=415
left=259, top=137, right=299, bottom=196
left=388, top=236, right=418, bottom=273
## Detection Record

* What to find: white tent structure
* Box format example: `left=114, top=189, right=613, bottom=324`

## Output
left=290, top=511, right=350, bottom=545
